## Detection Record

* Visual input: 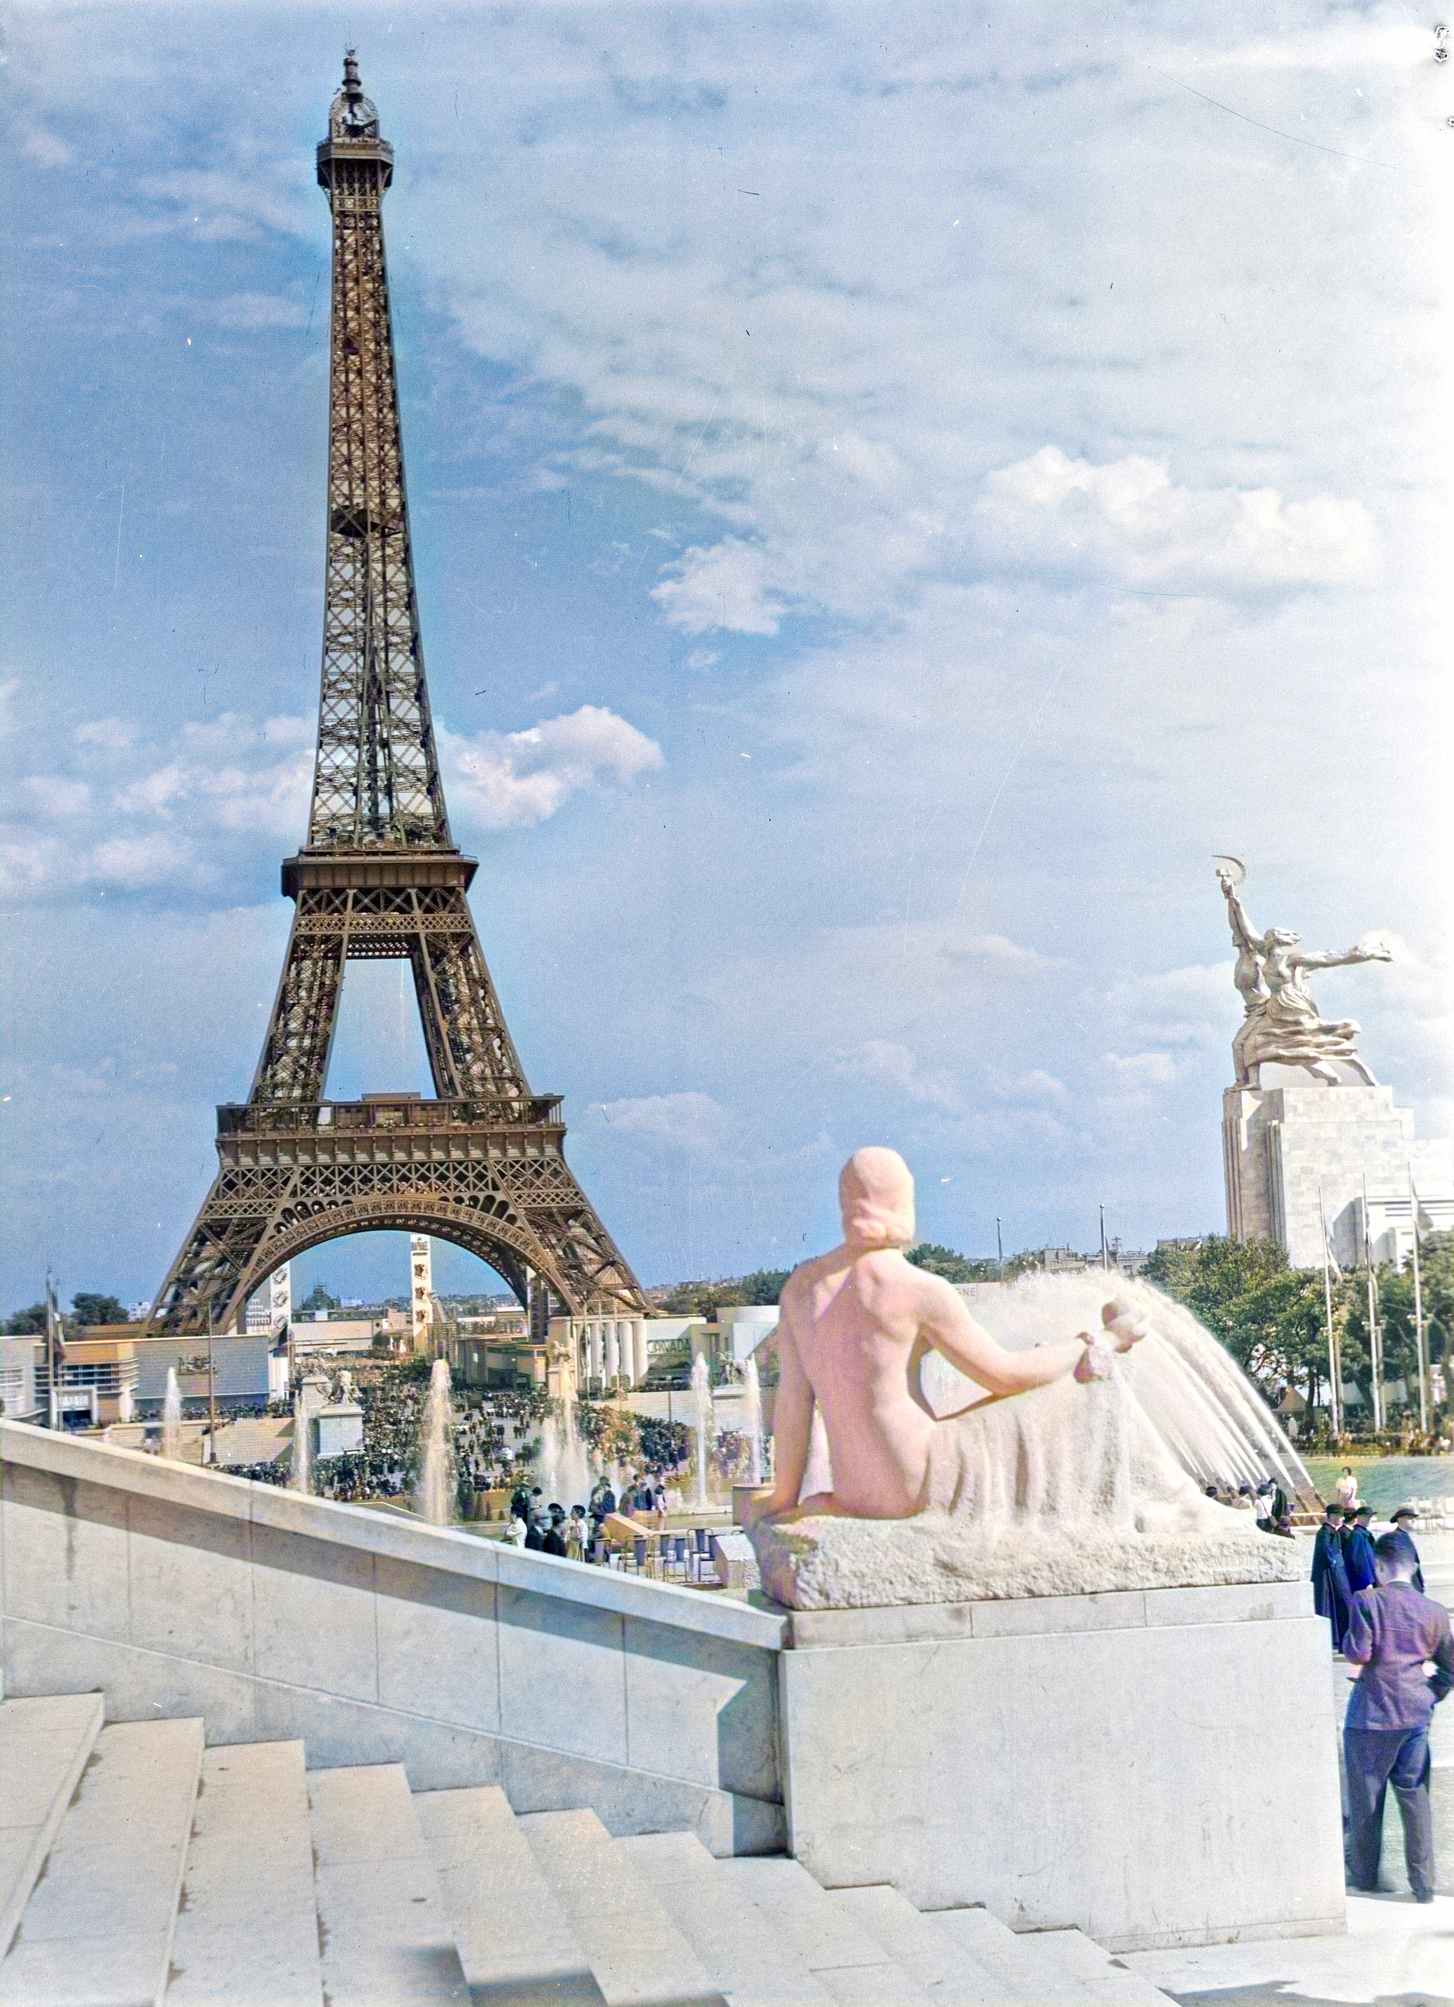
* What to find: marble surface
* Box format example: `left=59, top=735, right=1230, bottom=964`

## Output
left=778, top=1588, right=1345, bottom=1951
left=752, top=1507, right=1304, bottom=1609
left=0, top=1417, right=785, bottom=1849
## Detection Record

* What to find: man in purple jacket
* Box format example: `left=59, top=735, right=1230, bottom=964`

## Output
left=1342, top=1531, right=1454, bottom=1901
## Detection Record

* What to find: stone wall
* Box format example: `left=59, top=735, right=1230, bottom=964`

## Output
left=0, top=1420, right=785, bottom=1856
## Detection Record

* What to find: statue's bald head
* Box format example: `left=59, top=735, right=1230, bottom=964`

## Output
left=839, top=1148, right=916, bottom=1250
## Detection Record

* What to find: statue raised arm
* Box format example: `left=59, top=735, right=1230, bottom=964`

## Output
left=1215, top=862, right=1390, bottom=1088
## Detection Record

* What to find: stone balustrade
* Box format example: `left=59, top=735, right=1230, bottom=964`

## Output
left=0, top=1419, right=785, bottom=1856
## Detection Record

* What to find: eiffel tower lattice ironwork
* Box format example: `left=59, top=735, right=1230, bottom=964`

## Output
left=148, top=54, right=646, bottom=1337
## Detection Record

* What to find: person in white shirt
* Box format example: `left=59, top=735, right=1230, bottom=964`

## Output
left=1335, top=1467, right=1360, bottom=1511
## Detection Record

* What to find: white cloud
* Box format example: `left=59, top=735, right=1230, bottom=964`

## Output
left=990, top=1068, right=1069, bottom=1105
left=206, top=292, right=308, bottom=332
left=832, top=1038, right=962, bottom=1112
left=439, top=705, right=663, bottom=831
left=17, top=775, right=91, bottom=818
left=75, top=717, right=137, bottom=753
left=976, top=448, right=1376, bottom=593
left=1103, top=1051, right=1178, bottom=1088
left=588, top=1091, right=731, bottom=1154
left=651, top=541, right=785, bottom=636
left=19, top=123, right=73, bottom=169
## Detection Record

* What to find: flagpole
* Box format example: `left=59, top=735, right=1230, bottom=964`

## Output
left=44, top=1270, right=61, bottom=1432
left=1409, top=1164, right=1428, bottom=1436
left=1318, top=1183, right=1340, bottom=1438
left=1362, top=1172, right=1382, bottom=1434
left=995, top=1216, right=1004, bottom=1278
left=1099, top=1204, right=1109, bottom=1272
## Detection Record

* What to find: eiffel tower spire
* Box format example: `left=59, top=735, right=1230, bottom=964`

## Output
left=147, top=57, right=645, bottom=1338
left=310, top=52, right=450, bottom=854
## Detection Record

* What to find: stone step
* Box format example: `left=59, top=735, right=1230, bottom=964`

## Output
left=922, top=1908, right=1044, bottom=1998
left=309, top=1764, right=469, bottom=2007
left=930, top=1910, right=1172, bottom=2004
left=0, top=1716, right=203, bottom=2007
left=415, top=1784, right=604, bottom=2006
left=827, top=1885, right=1006, bottom=2004
left=517, top=1808, right=725, bottom=2007
left=0, top=1693, right=104, bottom=1959
left=618, top=1831, right=836, bottom=2007
left=166, top=1741, right=322, bottom=2007
left=1002, top=1926, right=1175, bottom=2004
left=714, top=1858, right=931, bottom=2006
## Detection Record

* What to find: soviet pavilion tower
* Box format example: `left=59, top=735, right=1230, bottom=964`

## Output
left=148, top=55, right=645, bottom=1338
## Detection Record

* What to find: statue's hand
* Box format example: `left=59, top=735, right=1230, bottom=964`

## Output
left=1101, top=1298, right=1150, bottom=1354
left=1074, top=1333, right=1115, bottom=1384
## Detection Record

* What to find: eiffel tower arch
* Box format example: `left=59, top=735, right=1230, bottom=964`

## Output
left=147, top=54, right=646, bottom=1339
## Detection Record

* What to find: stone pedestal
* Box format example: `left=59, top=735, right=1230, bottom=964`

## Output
left=1223, top=1081, right=1453, bottom=1269
left=776, top=1581, right=1345, bottom=1952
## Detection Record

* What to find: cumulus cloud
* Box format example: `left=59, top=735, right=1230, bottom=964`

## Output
left=1103, top=1050, right=1178, bottom=1088
left=19, top=123, right=73, bottom=169
left=651, top=541, right=786, bottom=636
left=439, top=705, right=663, bottom=830
left=75, top=717, right=138, bottom=753
left=831, top=1038, right=962, bottom=1112
left=16, top=775, right=92, bottom=818
left=205, top=292, right=309, bottom=332
left=588, top=1091, right=731, bottom=1154
left=975, top=448, right=1376, bottom=593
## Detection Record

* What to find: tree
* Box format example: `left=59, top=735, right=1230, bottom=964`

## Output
left=70, top=1293, right=128, bottom=1327
left=4, top=1303, right=47, bottom=1334
left=738, top=1268, right=790, bottom=1305
left=299, top=1281, right=339, bottom=1314
left=660, top=1279, right=746, bottom=1318
left=907, top=1243, right=997, bottom=1285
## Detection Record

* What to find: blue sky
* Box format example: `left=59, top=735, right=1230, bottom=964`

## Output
left=2, top=2, right=1450, bottom=1312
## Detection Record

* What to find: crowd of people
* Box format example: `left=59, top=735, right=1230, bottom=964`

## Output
left=1202, top=1474, right=1297, bottom=1536
left=1311, top=1486, right=1428, bottom=1653
left=503, top=1472, right=677, bottom=1559
left=1303, top=1477, right=1453, bottom=1906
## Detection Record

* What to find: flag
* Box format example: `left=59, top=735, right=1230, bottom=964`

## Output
left=45, top=1277, right=66, bottom=1359
left=1317, top=1190, right=1341, bottom=1281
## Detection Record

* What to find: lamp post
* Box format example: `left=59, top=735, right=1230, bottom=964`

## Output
left=206, top=1319, right=219, bottom=1463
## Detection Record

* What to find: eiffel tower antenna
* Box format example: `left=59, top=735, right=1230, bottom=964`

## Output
left=147, top=54, right=646, bottom=1338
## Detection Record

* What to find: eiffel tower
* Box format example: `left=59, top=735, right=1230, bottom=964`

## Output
left=147, top=54, right=646, bottom=1338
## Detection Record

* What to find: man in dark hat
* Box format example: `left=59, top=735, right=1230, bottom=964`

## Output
left=1343, top=1531, right=1454, bottom=1901
left=1342, top=1504, right=1377, bottom=1596
left=1387, top=1507, right=1426, bottom=1594
left=1311, top=1502, right=1352, bottom=1652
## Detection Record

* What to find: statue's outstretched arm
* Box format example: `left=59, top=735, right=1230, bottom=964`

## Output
left=754, top=1303, right=813, bottom=1516
left=1293, top=944, right=1391, bottom=971
left=924, top=1284, right=1085, bottom=1397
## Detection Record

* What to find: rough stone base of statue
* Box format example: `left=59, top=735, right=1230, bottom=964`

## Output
left=773, top=1579, right=1345, bottom=1951
left=749, top=1508, right=1302, bottom=1609
left=1223, top=1080, right=1453, bottom=1268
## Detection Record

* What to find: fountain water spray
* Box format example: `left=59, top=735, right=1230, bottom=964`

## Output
left=919, top=1274, right=1313, bottom=1508
left=415, top=1358, right=457, bottom=1526
left=742, top=1354, right=764, bottom=1486
left=691, top=1353, right=713, bottom=1511
left=537, top=1409, right=561, bottom=1503
left=161, top=1367, right=183, bottom=1461
left=291, top=1392, right=312, bottom=1495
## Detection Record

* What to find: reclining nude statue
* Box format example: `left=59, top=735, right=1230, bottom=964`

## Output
left=746, top=1148, right=1304, bottom=1609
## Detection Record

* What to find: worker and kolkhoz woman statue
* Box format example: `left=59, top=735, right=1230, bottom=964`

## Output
left=1214, top=855, right=1391, bottom=1088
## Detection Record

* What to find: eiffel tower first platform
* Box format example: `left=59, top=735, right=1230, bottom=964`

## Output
left=147, top=55, right=646, bottom=1338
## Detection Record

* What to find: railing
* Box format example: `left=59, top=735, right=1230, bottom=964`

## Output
left=219, top=1096, right=564, bottom=1136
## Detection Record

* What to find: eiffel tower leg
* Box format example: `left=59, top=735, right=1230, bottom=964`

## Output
left=250, top=895, right=348, bottom=1103
left=148, top=1166, right=304, bottom=1335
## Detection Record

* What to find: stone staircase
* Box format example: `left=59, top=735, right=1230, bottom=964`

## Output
left=0, top=1697, right=1175, bottom=2007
